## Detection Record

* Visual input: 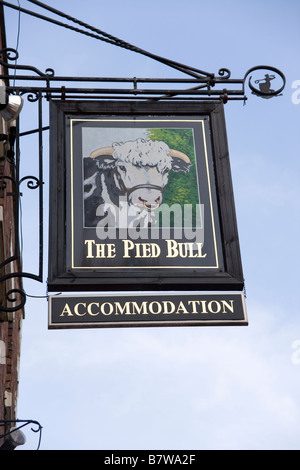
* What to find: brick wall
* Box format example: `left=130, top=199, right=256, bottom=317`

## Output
left=0, top=137, right=24, bottom=447
left=0, top=5, right=24, bottom=448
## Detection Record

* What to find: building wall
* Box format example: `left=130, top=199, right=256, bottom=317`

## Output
left=0, top=5, right=24, bottom=448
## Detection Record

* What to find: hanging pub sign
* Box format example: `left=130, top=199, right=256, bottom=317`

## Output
left=48, top=101, right=244, bottom=293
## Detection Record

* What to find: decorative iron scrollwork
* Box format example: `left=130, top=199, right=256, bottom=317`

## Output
left=218, top=68, right=231, bottom=79
left=0, top=47, right=286, bottom=102
left=0, top=47, right=55, bottom=78
left=21, top=90, right=42, bottom=103
left=19, top=175, right=42, bottom=190
left=2, top=289, right=27, bottom=313
left=0, top=74, right=44, bottom=313
left=244, top=65, right=286, bottom=99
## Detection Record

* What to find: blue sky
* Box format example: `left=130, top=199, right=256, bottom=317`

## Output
left=2, top=0, right=300, bottom=450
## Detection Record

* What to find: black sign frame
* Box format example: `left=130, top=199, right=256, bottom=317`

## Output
left=48, top=101, right=244, bottom=292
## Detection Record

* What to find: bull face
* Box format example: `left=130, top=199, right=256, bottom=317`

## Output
left=115, top=161, right=169, bottom=211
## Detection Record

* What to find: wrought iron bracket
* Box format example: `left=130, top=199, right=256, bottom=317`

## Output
left=0, top=47, right=285, bottom=313
left=0, top=419, right=43, bottom=450
left=0, top=54, right=44, bottom=312
left=0, top=48, right=286, bottom=102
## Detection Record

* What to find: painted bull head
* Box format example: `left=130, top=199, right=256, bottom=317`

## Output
left=88, top=138, right=191, bottom=211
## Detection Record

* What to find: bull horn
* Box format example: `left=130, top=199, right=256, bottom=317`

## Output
left=89, top=146, right=114, bottom=159
left=169, top=149, right=190, bottom=163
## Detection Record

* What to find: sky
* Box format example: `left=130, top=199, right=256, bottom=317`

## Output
left=2, top=0, right=300, bottom=450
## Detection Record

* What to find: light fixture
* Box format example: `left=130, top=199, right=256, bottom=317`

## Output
left=0, top=427, right=26, bottom=450
left=0, top=94, right=23, bottom=123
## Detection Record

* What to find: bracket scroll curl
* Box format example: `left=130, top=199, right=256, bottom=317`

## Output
left=0, top=419, right=43, bottom=450
left=0, top=288, right=27, bottom=313
left=0, top=47, right=55, bottom=78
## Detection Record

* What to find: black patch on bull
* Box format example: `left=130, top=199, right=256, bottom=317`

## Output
left=171, top=157, right=191, bottom=173
left=84, top=156, right=122, bottom=227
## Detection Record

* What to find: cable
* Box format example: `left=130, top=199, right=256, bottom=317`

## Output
left=15, top=0, right=21, bottom=51
left=1, top=1, right=116, bottom=44
left=25, top=292, right=61, bottom=298
left=1, top=0, right=213, bottom=79
left=26, top=0, right=212, bottom=78
left=25, top=293, right=47, bottom=298
left=27, top=0, right=140, bottom=48
left=12, top=0, right=21, bottom=87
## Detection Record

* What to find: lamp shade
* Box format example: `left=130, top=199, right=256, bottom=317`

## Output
left=0, top=95, right=23, bottom=122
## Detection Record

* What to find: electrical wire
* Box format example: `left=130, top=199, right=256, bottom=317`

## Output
left=12, top=0, right=21, bottom=87
left=26, top=0, right=212, bottom=78
left=1, top=0, right=213, bottom=79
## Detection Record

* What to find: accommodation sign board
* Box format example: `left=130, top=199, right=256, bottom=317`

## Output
left=48, top=292, right=248, bottom=329
left=48, top=101, right=244, bottom=294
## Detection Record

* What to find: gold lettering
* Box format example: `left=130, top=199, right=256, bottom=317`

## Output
left=162, top=301, right=176, bottom=314
left=58, top=297, right=235, bottom=320
left=131, top=301, right=148, bottom=315
left=85, top=240, right=116, bottom=258
left=152, top=243, right=160, bottom=257
left=187, top=243, right=199, bottom=258
left=176, top=301, right=189, bottom=314
left=166, top=240, right=207, bottom=258
left=100, top=302, right=114, bottom=315
left=166, top=239, right=178, bottom=257
left=135, top=243, right=142, bottom=258
left=123, top=240, right=134, bottom=258
left=85, top=239, right=95, bottom=258
left=87, top=303, right=100, bottom=316
left=123, top=240, right=161, bottom=258
left=195, top=242, right=207, bottom=258
left=221, top=300, right=234, bottom=313
left=114, top=302, right=132, bottom=315
left=149, top=301, right=162, bottom=314
left=143, top=243, right=151, bottom=258
left=60, top=303, right=73, bottom=316
left=96, top=244, right=106, bottom=258
left=107, top=244, right=116, bottom=258
left=178, top=243, right=188, bottom=258
left=74, top=303, right=86, bottom=316
left=187, top=300, right=201, bottom=313
left=208, top=301, right=221, bottom=314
